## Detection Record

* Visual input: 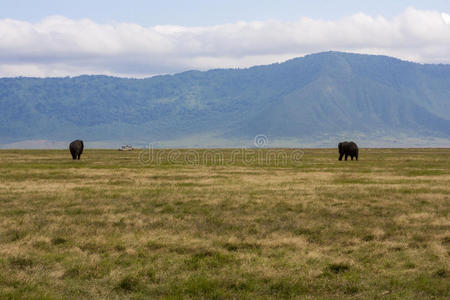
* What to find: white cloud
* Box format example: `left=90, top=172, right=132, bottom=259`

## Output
left=0, top=7, right=449, bottom=77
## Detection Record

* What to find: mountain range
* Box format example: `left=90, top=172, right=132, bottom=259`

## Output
left=1, top=51, right=449, bottom=148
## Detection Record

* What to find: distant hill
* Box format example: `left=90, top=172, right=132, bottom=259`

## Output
left=1, top=51, right=449, bottom=148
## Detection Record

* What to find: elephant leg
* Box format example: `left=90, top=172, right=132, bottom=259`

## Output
left=345, top=154, right=348, bottom=160
left=351, top=156, right=354, bottom=160
left=77, top=155, right=81, bottom=160
left=339, top=154, right=343, bottom=161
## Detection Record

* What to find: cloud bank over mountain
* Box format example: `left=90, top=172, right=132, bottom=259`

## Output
left=0, top=7, right=449, bottom=77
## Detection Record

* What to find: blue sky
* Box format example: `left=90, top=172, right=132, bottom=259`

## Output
left=0, top=1, right=448, bottom=77
left=2, top=0, right=449, bottom=25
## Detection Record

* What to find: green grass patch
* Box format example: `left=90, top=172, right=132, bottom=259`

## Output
left=0, top=148, right=448, bottom=298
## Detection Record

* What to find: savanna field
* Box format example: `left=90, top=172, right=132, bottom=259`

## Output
left=0, top=148, right=449, bottom=299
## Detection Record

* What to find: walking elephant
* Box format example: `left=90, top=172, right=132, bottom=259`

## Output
left=338, top=141, right=358, bottom=161
left=69, top=140, right=84, bottom=160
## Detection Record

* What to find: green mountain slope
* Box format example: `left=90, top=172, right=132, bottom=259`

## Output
left=0, top=51, right=449, bottom=147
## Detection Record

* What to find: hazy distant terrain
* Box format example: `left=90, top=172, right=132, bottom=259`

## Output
left=1, top=52, right=449, bottom=148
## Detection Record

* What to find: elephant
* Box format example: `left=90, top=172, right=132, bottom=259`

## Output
left=338, top=141, right=358, bottom=161
left=69, top=140, right=84, bottom=160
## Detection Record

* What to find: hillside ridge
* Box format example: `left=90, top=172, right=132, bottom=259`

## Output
left=1, top=51, right=449, bottom=148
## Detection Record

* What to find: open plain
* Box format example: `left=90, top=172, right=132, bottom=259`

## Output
left=0, top=148, right=449, bottom=299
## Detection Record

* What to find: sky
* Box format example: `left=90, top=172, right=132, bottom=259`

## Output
left=0, top=0, right=449, bottom=77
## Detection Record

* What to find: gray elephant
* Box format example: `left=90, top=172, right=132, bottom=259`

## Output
left=69, top=140, right=84, bottom=160
left=338, top=141, right=358, bottom=161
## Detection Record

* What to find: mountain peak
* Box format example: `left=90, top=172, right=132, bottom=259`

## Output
left=1, top=52, right=449, bottom=148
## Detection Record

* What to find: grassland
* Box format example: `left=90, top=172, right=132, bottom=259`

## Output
left=0, top=148, right=449, bottom=299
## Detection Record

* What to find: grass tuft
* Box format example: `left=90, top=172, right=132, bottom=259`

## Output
left=327, top=263, right=350, bottom=274
left=51, top=237, right=67, bottom=245
left=117, top=275, right=140, bottom=292
left=433, top=268, right=448, bottom=278
left=9, top=257, right=34, bottom=269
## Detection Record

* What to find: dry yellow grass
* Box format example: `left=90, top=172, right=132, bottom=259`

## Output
left=0, top=148, right=449, bottom=298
